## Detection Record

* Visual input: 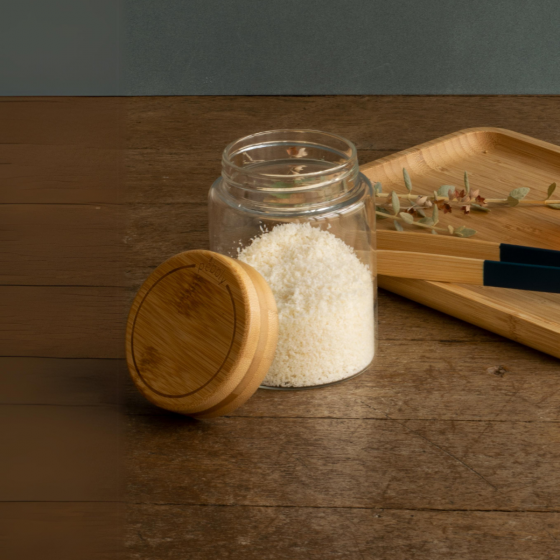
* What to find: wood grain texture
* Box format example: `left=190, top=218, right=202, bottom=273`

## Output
left=125, top=337, right=560, bottom=422
left=120, top=98, right=560, bottom=559
left=126, top=204, right=208, bottom=288
left=126, top=415, right=559, bottom=511
left=125, top=147, right=395, bottom=204
left=127, top=505, right=560, bottom=560
left=198, top=259, right=279, bottom=419
left=3, top=96, right=560, bottom=560
left=126, top=96, right=560, bottom=154
left=126, top=250, right=278, bottom=417
left=362, top=127, right=560, bottom=359
left=380, top=276, right=560, bottom=362
left=377, top=249, right=484, bottom=284
left=0, top=286, right=504, bottom=361
left=377, top=230, right=501, bottom=260
left=125, top=96, right=560, bottom=208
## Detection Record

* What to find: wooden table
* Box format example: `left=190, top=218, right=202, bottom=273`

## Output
left=1, top=96, right=559, bottom=559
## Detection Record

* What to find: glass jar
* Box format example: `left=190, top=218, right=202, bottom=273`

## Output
left=208, top=129, right=377, bottom=389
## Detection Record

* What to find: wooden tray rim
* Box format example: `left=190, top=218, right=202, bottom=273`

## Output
left=361, top=126, right=560, bottom=176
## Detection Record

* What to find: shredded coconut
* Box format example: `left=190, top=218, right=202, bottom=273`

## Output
left=238, top=222, right=374, bottom=387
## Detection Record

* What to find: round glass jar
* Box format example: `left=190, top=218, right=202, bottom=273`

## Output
left=208, top=129, right=377, bottom=389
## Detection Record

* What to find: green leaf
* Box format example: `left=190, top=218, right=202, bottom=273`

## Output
left=419, top=217, right=435, bottom=226
left=391, top=191, right=400, bottom=215
left=373, top=182, right=383, bottom=194
left=454, top=227, right=477, bottom=238
left=399, top=212, right=414, bottom=224
left=471, top=203, right=491, bottom=212
left=394, top=220, right=404, bottom=232
left=403, top=168, right=412, bottom=193
left=447, top=225, right=454, bottom=234
left=437, top=185, right=455, bottom=197
left=507, top=196, right=520, bottom=207
left=508, top=187, right=530, bottom=200
left=431, top=229, right=438, bottom=235
left=548, top=203, right=560, bottom=209
left=547, top=183, right=556, bottom=200
left=464, top=171, right=470, bottom=194
left=416, top=207, right=426, bottom=218
left=432, top=204, right=439, bottom=225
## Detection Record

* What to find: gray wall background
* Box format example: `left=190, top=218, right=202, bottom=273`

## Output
left=2, top=0, right=560, bottom=95
left=0, top=0, right=120, bottom=96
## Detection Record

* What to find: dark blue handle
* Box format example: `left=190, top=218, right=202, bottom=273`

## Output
left=484, top=261, right=560, bottom=293
left=500, top=244, right=560, bottom=268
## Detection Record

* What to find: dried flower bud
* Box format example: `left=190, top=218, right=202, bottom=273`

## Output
left=436, top=199, right=453, bottom=213
left=287, top=147, right=308, bottom=158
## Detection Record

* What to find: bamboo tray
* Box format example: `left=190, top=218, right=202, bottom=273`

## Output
left=361, top=127, right=560, bottom=359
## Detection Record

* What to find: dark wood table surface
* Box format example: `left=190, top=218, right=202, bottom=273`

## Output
left=1, top=96, right=559, bottom=559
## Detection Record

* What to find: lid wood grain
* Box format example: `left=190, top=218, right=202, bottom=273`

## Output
left=126, top=250, right=278, bottom=418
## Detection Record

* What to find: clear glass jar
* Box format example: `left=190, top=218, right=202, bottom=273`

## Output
left=208, top=129, right=377, bottom=389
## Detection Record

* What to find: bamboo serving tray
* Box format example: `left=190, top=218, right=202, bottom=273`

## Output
left=361, top=127, right=560, bottom=359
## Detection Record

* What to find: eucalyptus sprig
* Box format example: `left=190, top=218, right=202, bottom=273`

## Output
left=374, top=172, right=560, bottom=209
left=373, top=168, right=560, bottom=237
left=376, top=203, right=476, bottom=237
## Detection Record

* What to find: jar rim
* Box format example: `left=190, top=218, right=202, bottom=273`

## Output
left=221, top=129, right=358, bottom=191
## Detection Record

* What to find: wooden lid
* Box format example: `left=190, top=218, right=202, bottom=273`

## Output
left=126, top=250, right=278, bottom=419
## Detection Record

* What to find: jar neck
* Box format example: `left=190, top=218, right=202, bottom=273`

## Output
left=220, top=130, right=362, bottom=211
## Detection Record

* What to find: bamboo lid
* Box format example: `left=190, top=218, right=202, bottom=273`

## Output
left=125, top=250, right=278, bottom=419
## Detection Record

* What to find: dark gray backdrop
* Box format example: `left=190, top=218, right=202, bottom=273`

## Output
left=2, top=0, right=560, bottom=95
left=0, top=0, right=120, bottom=95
